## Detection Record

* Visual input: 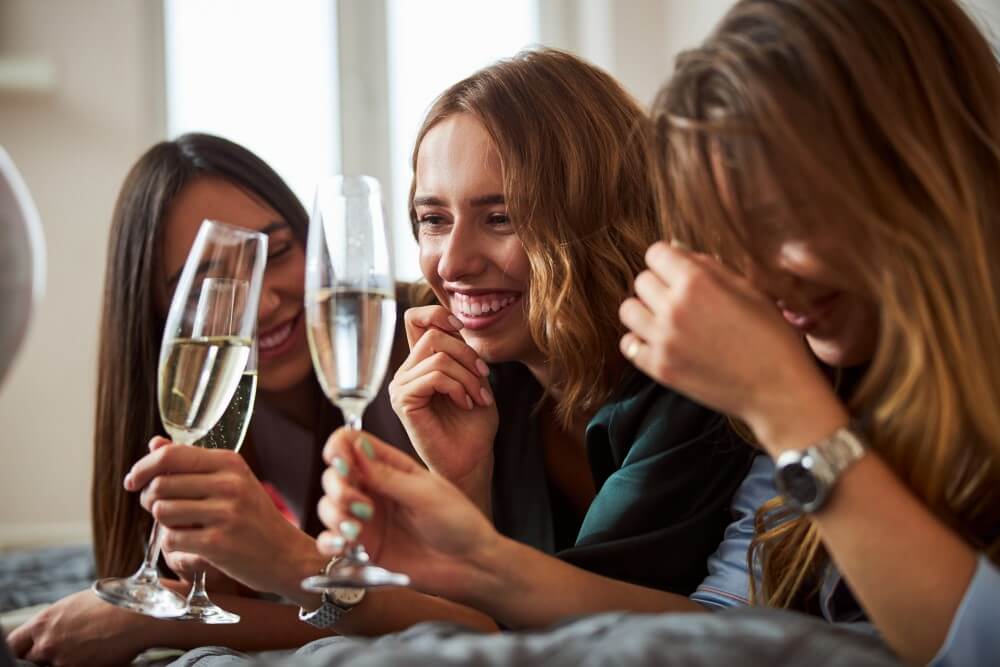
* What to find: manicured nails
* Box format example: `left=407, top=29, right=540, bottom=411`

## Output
left=466, top=394, right=474, bottom=410
left=447, top=315, right=464, bottom=330
left=320, top=533, right=346, bottom=552
left=332, top=456, right=349, bottom=478
left=475, top=358, right=490, bottom=377
left=670, top=239, right=691, bottom=251
left=359, top=436, right=375, bottom=460
left=350, top=501, right=374, bottom=521
left=123, top=473, right=133, bottom=491
left=339, top=519, right=361, bottom=541
left=480, top=387, right=494, bottom=406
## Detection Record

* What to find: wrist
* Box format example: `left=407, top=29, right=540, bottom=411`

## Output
left=277, top=532, right=329, bottom=609
left=451, top=456, right=495, bottom=517
left=744, top=380, right=850, bottom=457
left=460, top=530, right=518, bottom=608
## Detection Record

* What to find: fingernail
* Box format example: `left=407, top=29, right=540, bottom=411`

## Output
left=466, top=394, right=474, bottom=410
left=339, top=519, right=361, bottom=542
left=670, top=239, right=691, bottom=251
left=332, top=456, right=349, bottom=478
left=320, top=533, right=346, bottom=552
left=475, top=358, right=490, bottom=377
left=480, top=387, right=493, bottom=406
left=448, top=315, right=464, bottom=330
left=359, top=436, right=375, bottom=460
left=123, top=474, right=133, bottom=490
left=350, top=501, right=374, bottom=521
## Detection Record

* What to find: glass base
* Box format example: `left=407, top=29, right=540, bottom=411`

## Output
left=92, top=576, right=187, bottom=619
left=174, top=602, right=240, bottom=624
left=302, top=561, right=410, bottom=591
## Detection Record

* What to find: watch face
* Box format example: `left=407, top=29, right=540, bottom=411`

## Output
left=333, top=587, right=366, bottom=606
left=779, top=461, right=820, bottom=505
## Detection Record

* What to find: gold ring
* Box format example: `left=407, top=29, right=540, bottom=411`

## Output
left=625, top=339, right=642, bottom=361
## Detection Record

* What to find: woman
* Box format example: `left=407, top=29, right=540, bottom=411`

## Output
left=314, top=2, right=999, bottom=664
left=8, top=133, right=426, bottom=665
left=127, top=49, right=753, bottom=631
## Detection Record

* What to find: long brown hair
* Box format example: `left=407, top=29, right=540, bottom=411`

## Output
left=93, top=133, right=308, bottom=577
left=409, top=49, right=659, bottom=427
left=652, top=0, right=1000, bottom=608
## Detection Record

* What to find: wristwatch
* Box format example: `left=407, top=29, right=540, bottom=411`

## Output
left=298, top=557, right=367, bottom=628
left=773, top=426, right=866, bottom=513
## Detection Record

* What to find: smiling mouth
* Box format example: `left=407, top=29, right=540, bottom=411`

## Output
left=780, top=292, right=840, bottom=333
left=449, top=291, right=521, bottom=329
left=259, top=310, right=301, bottom=357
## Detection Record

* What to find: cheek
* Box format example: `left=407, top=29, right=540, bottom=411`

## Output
left=496, top=241, right=530, bottom=284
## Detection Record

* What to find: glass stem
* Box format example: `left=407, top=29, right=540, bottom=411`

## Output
left=345, top=412, right=362, bottom=431
left=185, top=571, right=212, bottom=610
left=135, top=521, right=165, bottom=583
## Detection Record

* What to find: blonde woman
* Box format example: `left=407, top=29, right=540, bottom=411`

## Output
left=314, top=1, right=998, bottom=664
left=123, top=49, right=753, bottom=636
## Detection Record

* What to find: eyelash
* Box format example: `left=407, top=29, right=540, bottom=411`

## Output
left=268, top=242, right=292, bottom=260
left=416, top=213, right=511, bottom=227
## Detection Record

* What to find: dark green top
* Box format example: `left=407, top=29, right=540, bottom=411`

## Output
left=490, top=363, right=754, bottom=595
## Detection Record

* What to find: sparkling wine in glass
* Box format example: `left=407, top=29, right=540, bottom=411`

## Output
left=301, top=175, right=409, bottom=590
left=93, top=220, right=266, bottom=619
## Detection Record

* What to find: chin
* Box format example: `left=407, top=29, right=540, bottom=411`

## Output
left=806, top=335, right=874, bottom=369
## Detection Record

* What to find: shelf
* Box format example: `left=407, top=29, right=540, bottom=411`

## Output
left=0, top=57, right=56, bottom=94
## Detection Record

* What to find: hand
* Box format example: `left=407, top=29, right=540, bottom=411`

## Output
left=8, top=589, right=153, bottom=666
left=317, top=428, right=499, bottom=602
left=125, top=438, right=324, bottom=600
left=389, top=305, right=499, bottom=490
left=618, top=242, right=847, bottom=453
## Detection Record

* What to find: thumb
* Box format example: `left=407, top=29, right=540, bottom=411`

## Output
left=354, top=447, right=430, bottom=508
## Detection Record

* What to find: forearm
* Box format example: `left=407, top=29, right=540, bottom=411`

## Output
left=462, top=536, right=702, bottom=629
left=753, top=393, right=977, bottom=666
left=811, top=455, right=976, bottom=665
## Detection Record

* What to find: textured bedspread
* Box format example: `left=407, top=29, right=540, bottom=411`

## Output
left=166, top=608, right=899, bottom=667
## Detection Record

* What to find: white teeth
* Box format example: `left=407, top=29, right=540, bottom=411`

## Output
left=260, top=320, right=293, bottom=351
left=453, top=293, right=518, bottom=318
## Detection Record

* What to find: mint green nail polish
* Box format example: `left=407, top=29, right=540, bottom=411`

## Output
left=360, top=436, right=375, bottom=460
left=350, top=501, right=374, bottom=521
left=339, top=519, right=361, bottom=541
left=332, top=456, right=349, bottom=478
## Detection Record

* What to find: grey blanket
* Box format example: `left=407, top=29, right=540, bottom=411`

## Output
left=0, top=545, right=94, bottom=612
left=167, top=608, right=899, bottom=667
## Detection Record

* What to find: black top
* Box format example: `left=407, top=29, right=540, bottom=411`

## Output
left=490, top=363, right=754, bottom=595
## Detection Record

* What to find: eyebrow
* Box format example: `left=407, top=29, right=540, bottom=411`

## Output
left=166, top=219, right=289, bottom=288
left=412, top=194, right=505, bottom=208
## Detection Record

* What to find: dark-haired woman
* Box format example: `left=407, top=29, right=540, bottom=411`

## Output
left=7, top=133, right=485, bottom=666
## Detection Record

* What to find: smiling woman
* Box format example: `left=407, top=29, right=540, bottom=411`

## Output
left=7, top=133, right=423, bottom=665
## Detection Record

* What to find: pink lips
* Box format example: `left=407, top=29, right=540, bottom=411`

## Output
left=780, top=292, right=840, bottom=333
left=258, top=310, right=303, bottom=361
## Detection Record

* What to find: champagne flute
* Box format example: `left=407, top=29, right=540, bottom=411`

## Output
left=301, top=175, right=409, bottom=590
left=93, top=220, right=266, bottom=618
left=175, top=278, right=259, bottom=624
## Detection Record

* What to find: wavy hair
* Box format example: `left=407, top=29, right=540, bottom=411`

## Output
left=408, top=49, right=659, bottom=427
left=651, top=0, right=1000, bottom=607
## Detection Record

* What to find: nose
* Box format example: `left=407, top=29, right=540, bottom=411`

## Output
left=745, top=261, right=801, bottom=307
left=437, top=217, right=487, bottom=282
left=257, top=276, right=282, bottom=323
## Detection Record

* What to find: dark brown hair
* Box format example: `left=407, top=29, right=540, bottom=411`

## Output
left=409, top=48, right=660, bottom=427
left=93, top=133, right=308, bottom=577
left=652, top=0, right=1000, bottom=608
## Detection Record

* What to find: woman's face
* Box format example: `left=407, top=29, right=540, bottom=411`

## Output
left=158, top=177, right=313, bottom=392
left=745, top=228, right=879, bottom=368
left=413, top=113, right=537, bottom=364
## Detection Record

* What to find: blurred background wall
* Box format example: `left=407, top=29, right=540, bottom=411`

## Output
left=0, top=0, right=998, bottom=545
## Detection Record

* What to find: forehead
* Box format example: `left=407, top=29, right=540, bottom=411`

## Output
left=161, top=176, right=281, bottom=273
left=415, top=114, right=503, bottom=200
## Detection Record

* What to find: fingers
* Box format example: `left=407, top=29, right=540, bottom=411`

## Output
left=618, top=296, right=658, bottom=345
left=397, top=326, right=490, bottom=383
left=403, top=305, right=463, bottom=348
left=163, top=550, right=212, bottom=581
left=351, top=437, right=430, bottom=506
left=394, top=354, right=492, bottom=410
left=7, top=621, right=32, bottom=657
left=138, top=473, right=213, bottom=512
left=125, top=444, right=244, bottom=492
left=151, top=498, right=230, bottom=527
